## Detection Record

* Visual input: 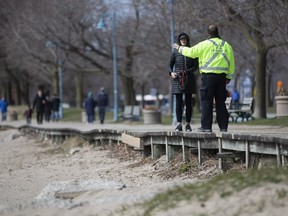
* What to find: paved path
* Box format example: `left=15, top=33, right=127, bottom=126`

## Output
left=1, top=120, right=288, bottom=139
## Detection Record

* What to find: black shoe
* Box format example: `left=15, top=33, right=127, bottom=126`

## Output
left=175, top=124, right=182, bottom=132
left=220, top=129, right=227, bottom=132
left=185, top=124, right=192, bottom=132
left=197, top=127, right=212, bottom=133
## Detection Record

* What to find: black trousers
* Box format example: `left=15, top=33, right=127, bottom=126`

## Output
left=200, top=73, right=229, bottom=130
left=175, top=93, right=193, bottom=123
left=98, top=106, right=106, bottom=124
left=36, top=111, right=44, bottom=124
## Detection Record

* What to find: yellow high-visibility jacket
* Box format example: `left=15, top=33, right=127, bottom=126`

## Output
left=179, top=37, right=235, bottom=80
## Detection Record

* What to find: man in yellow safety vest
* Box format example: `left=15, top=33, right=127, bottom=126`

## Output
left=173, top=24, right=235, bottom=132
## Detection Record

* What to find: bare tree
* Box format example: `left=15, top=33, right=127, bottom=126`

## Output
left=218, top=0, right=288, bottom=118
left=0, top=0, right=52, bottom=104
left=151, top=0, right=288, bottom=118
left=2, top=0, right=288, bottom=118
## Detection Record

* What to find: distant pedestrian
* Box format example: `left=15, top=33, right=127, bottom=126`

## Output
left=24, top=105, right=33, bottom=125
left=0, top=96, right=8, bottom=121
left=51, top=93, right=61, bottom=122
left=33, top=90, right=46, bottom=124
left=44, top=96, right=52, bottom=122
left=231, top=89, right=240, bottom=109
left=96, top=87, right=108, bottom=124
left=84, top=92, right=96, bottom=124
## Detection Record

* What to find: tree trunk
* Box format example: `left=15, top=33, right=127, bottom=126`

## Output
left=121, top=75, right=136, bottom=106
left=8, top=82, right=13, bottom=104
left=15, top=80, right=21, bottom=105
left=24, top=81, right=30, bottom=106
left=75, top=72, right=83, bottom=108
left=254, top=48, right=267, bottom=118
left=267, top=72, right=273, bottom=107
left=2, top=82, right=8, bottom=101
left=7, top=74, right=21, bottom=105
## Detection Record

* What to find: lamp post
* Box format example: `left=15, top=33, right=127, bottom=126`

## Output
left=169, top=0, right=174, bottom=51
left=168, top=0, right=176, bottom=125
left=46, top=40, right=63, bottom=119
left=97, top=11, right=118, bottom=122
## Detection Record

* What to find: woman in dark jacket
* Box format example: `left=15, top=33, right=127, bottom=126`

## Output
left=33, top=90, right=46, bottom=124
left=169, top=32, right=198, bottom=131
left=84, top=92, right=96, bottom=124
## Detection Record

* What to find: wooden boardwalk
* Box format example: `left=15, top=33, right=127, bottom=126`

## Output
left=1, top=121, right=288, bottom=170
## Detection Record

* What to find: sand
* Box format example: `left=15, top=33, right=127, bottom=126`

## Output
left=0, top=129, right=203, bottom=216
left=1, top=128, right=288, bottom=216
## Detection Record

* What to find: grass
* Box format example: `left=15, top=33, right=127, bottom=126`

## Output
left=239, top=117, right=288, bottom=127
left=60, top=108, right=179, bottom=125
left=147, top=109, right=288, bottom=127
left=7, top=106, right=84, bottom=122
left=62, top=108, right=82, bottom=122
left=139, top=168, right=288, bottom=216
left=8, top=106, right=288, bottom=127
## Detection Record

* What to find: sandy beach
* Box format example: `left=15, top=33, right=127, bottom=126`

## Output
left=0, top=128, right=214, bottom=216
left=1, top=128, right=288, bottom=216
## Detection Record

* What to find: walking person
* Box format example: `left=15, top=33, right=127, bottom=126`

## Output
left=44, top=96, right=52, bottom=122
left=24, top=105, right=33, bottom=125
left=231, top=88, right=240, bottom=109
left=84, top=92, right=96, bottom=124
left=169, top=32, right=198, bottom=132
left=0, top=96, right=8, bottom=121
left=96, top=87, right=108, bottom=124
left=51, top=93, right=61, bottom=122
left=33, top=90, right=46, bottom=124
left=173, top=24, right=235, bottom=132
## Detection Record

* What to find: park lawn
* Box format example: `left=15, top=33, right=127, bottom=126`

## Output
left=241, top=116, right=288, bottom=127
left=9, top=106, right=287, bottom=127
left=62, top=108, right=114, bottom=122
left=62, top=108, right=82, bottom=122
left=62, top=107, right=288, bottom=127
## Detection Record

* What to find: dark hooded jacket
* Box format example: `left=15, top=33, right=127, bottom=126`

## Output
left=84, top=92, right=96, bottom=115
left=52, top=95, right=61, bottom=112
left=33, top=93, right=46, bottom=112
left=168, top=32, right=198, bottom=94
left=96, top=90, right=108, bottom=107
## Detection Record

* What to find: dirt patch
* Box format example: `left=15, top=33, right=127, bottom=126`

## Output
left=107, top=143, right=245, bottom=181
left=36, top=136, right=89, bottom=156
left=60, top=136, right=88, bottom=153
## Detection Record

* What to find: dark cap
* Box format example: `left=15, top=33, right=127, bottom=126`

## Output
left=179, top=35, right=187, bottom=40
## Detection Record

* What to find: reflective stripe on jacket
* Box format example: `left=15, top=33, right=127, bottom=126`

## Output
left=179, top=37, right=235, bottom=79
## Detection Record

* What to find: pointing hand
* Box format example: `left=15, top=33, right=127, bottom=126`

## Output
left=173, top=43, right=180, bottom=50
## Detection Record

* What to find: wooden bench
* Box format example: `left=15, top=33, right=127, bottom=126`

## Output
left=120, top=106, right=141, bottom=121
left=228, top=97, right=255, bottom=122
